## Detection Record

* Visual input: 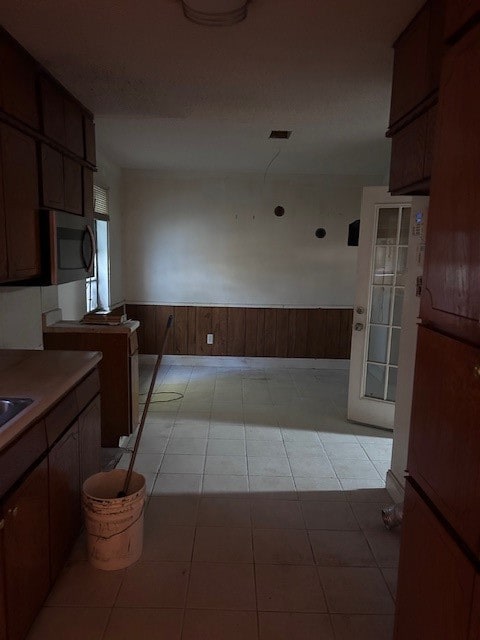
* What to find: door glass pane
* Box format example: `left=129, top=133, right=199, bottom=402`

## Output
left=387, top=367, right=398, bottom=402
left=396, top=247, right=408, bottom=286
left=373, top=246, right=396, bottom=285
left=376, top=208, right=399, bottom=245
left=399, top=208, right=411, bottom=245
left=368, top=325, right=389, bottom=364
left=366, top=364, right=386, bottom=399
left=390, top=328, right=401, bottom=365
left=392, top=288, right=404, bottom=326
left=371, top=287, right=392, bottom=325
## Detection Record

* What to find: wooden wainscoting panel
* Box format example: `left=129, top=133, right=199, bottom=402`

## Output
left=245, top=308, right=259, bottom=357
left=126, top=305, right=353, bottom=359
left=227, top=307, right=246, bottom=356
left=256, top=308, right=266, bottom=356
left=212, top=307, right=228, bottom=356
left=275, top=309, right=290, bottom=358
left=264, top=308, right=277, bottom=357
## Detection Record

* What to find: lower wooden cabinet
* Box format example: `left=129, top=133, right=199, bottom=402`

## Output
left=0, top=368, right=101, bottom=640
left=408, top=326, right=480, bottom=558
left=48, top=423, right=80, bottom=581
left=395, top=481, right=476, bottom=640
left=2, top=460, right=50, bottom=640
left=79, top=396, right=101, bottom=488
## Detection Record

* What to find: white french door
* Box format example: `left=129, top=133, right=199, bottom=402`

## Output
left=347, top=187, right=412, bottom=429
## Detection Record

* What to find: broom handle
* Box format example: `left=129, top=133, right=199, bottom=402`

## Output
left=122, top=315, right=174, bottom=496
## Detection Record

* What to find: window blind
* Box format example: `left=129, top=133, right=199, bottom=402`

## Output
left=93, top=185, right=109, bottom=215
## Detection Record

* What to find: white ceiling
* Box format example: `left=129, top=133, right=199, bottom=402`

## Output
left=0, top=0, right=423, bottom=175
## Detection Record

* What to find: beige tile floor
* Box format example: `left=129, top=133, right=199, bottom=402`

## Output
left=27, top=362, right=400, bottom=640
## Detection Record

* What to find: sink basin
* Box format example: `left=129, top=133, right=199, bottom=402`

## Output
left=0, top=398, right=33, bottom=428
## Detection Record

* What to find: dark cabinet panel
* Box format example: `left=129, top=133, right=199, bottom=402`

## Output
left=1, top=124, right=40, bottom=281
left=445, top=0, right=480, bottom=41
left=394, top=481, right=475, bottom=640
left=408, top=326, right=480, bottom=557
left=79, top=396, right=101, bottom=488
left=40, top=76, right=65, bottom=146
left=48, top=422, right=80, bottom=581
left=83, top=166, right=94, bottom=222
left=84, top=115, right=96, bottom=165
left=390, top=4, right=430, bottom=126
left=40, top=144, right=64, bottom=210
left=0, top=513, right=6, bottom=640
left=3, top=459, right=50, bottom=640
left=389, top=112, right=428, bottom=193
left=421, top=22, right=480, bottom=342
left=64, top=99, right=84, bottom=158
left=0, top=36, right=38, bottom=129
left=63, top=156, right=83, bottom=215
left=423, top=103, right=437, bottom=178
left=0, top=145, right=7, bottom=281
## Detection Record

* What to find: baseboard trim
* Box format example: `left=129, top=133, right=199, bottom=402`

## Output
left=386, top=469, right=405, bottom=503
left=140, top=354, right=350, bottom=370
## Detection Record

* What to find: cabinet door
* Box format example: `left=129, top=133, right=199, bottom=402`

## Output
left=79, top=396, right=101, bottom=488
left=1, top=124, right=40, bottom=280
left=83, top=166, right=94, bottom=221
left=0, top=136, right=7, bottom=281
left=0, top=511, right=6, bottom=640
left=48, top=422, right=80, bottom=581
left=421, top=22, right=480, bottom=343
left=0, top=36, right=39, bottom=129
left=394, top=481, right=475, bottom=639
left=84, top=115, right=96, bottom=165
left=40, top=144, right=64, bottom=210
left=63, top=156, right=83, bottom=215
left=390, top=5, right=430, bottom=126
left=40, top=76, right=65, bottom=146
left=3, top=459, right=50, bottom=640
left=130, top=350, right=139, bottom=431
left=64, top=99, right=84, bottom=158
left=389, top=112, right=428, bottom=193
left=445, top=0, right=480, bottom=41
left=408, top=326, right=480, bottom=557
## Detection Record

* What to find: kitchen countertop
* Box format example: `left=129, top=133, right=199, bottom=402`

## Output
left=43, top=319, right=140, bottom=334
left=0, top=349, right=102, bottom=450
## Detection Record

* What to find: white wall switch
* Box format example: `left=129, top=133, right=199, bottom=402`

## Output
left=207, top=333, right=214, bottom=344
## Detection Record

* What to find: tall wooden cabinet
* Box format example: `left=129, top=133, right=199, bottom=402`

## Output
left=0, top=26, right=97, bottom=286
left=393, top=3, right=480, bottom=638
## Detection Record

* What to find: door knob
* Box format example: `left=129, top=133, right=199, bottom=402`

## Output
left=356, top=307, right=365, bottom=315
left=354, top=322, right=364, bottom=331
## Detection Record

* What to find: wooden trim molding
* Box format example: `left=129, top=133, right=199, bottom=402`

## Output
left=126, top=304, right=353, bottom=359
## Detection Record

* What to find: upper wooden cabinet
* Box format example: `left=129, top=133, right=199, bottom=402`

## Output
left=84, top=115, right=96, bottom=165
left=0, top=123, right=41, bottom=282
left=390, top=1, right=444, bottom=127
left=421, top=21, right=480, bottom=343
left=0, top=35, right=38, bottom=129
left=390, top=4, right=431, bottom=127
left=445, top=0, right=480, bottom=41
left=40, top=75, right=66, bottom=146
left=388, top=0, right=444, bottom=194
left=64, top=98, right=85, bottom=158
left=0, top=150, right=7, bottom=281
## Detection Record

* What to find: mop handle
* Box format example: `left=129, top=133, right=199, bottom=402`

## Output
left=120, top=315, right=174, bottom=497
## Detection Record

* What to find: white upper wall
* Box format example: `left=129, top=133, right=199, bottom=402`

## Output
left=124, top=171, right=384, bottom=308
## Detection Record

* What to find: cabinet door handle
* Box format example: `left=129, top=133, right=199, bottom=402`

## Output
left=0, top=519, right=4, bottom=530
left=8, top=507, right=18, bottom=517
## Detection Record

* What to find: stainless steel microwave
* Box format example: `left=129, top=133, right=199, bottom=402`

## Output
left=47, top=210, right=95, bottom=284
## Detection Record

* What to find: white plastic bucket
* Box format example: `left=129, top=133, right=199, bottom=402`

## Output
left=82, top=469, right=146, bottom=571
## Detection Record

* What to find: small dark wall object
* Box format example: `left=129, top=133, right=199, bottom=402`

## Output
left=274, top=206, right=285, bottom=217
left=315, top=228, right=326, bottom=239
left=348, top=219, right=360, bottom=246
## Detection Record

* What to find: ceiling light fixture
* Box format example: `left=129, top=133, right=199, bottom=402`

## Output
left=182, top=0, right=249, bottom=26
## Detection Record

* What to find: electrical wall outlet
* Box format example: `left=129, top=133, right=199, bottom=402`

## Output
left=207, top=333, right=214, bottom=345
